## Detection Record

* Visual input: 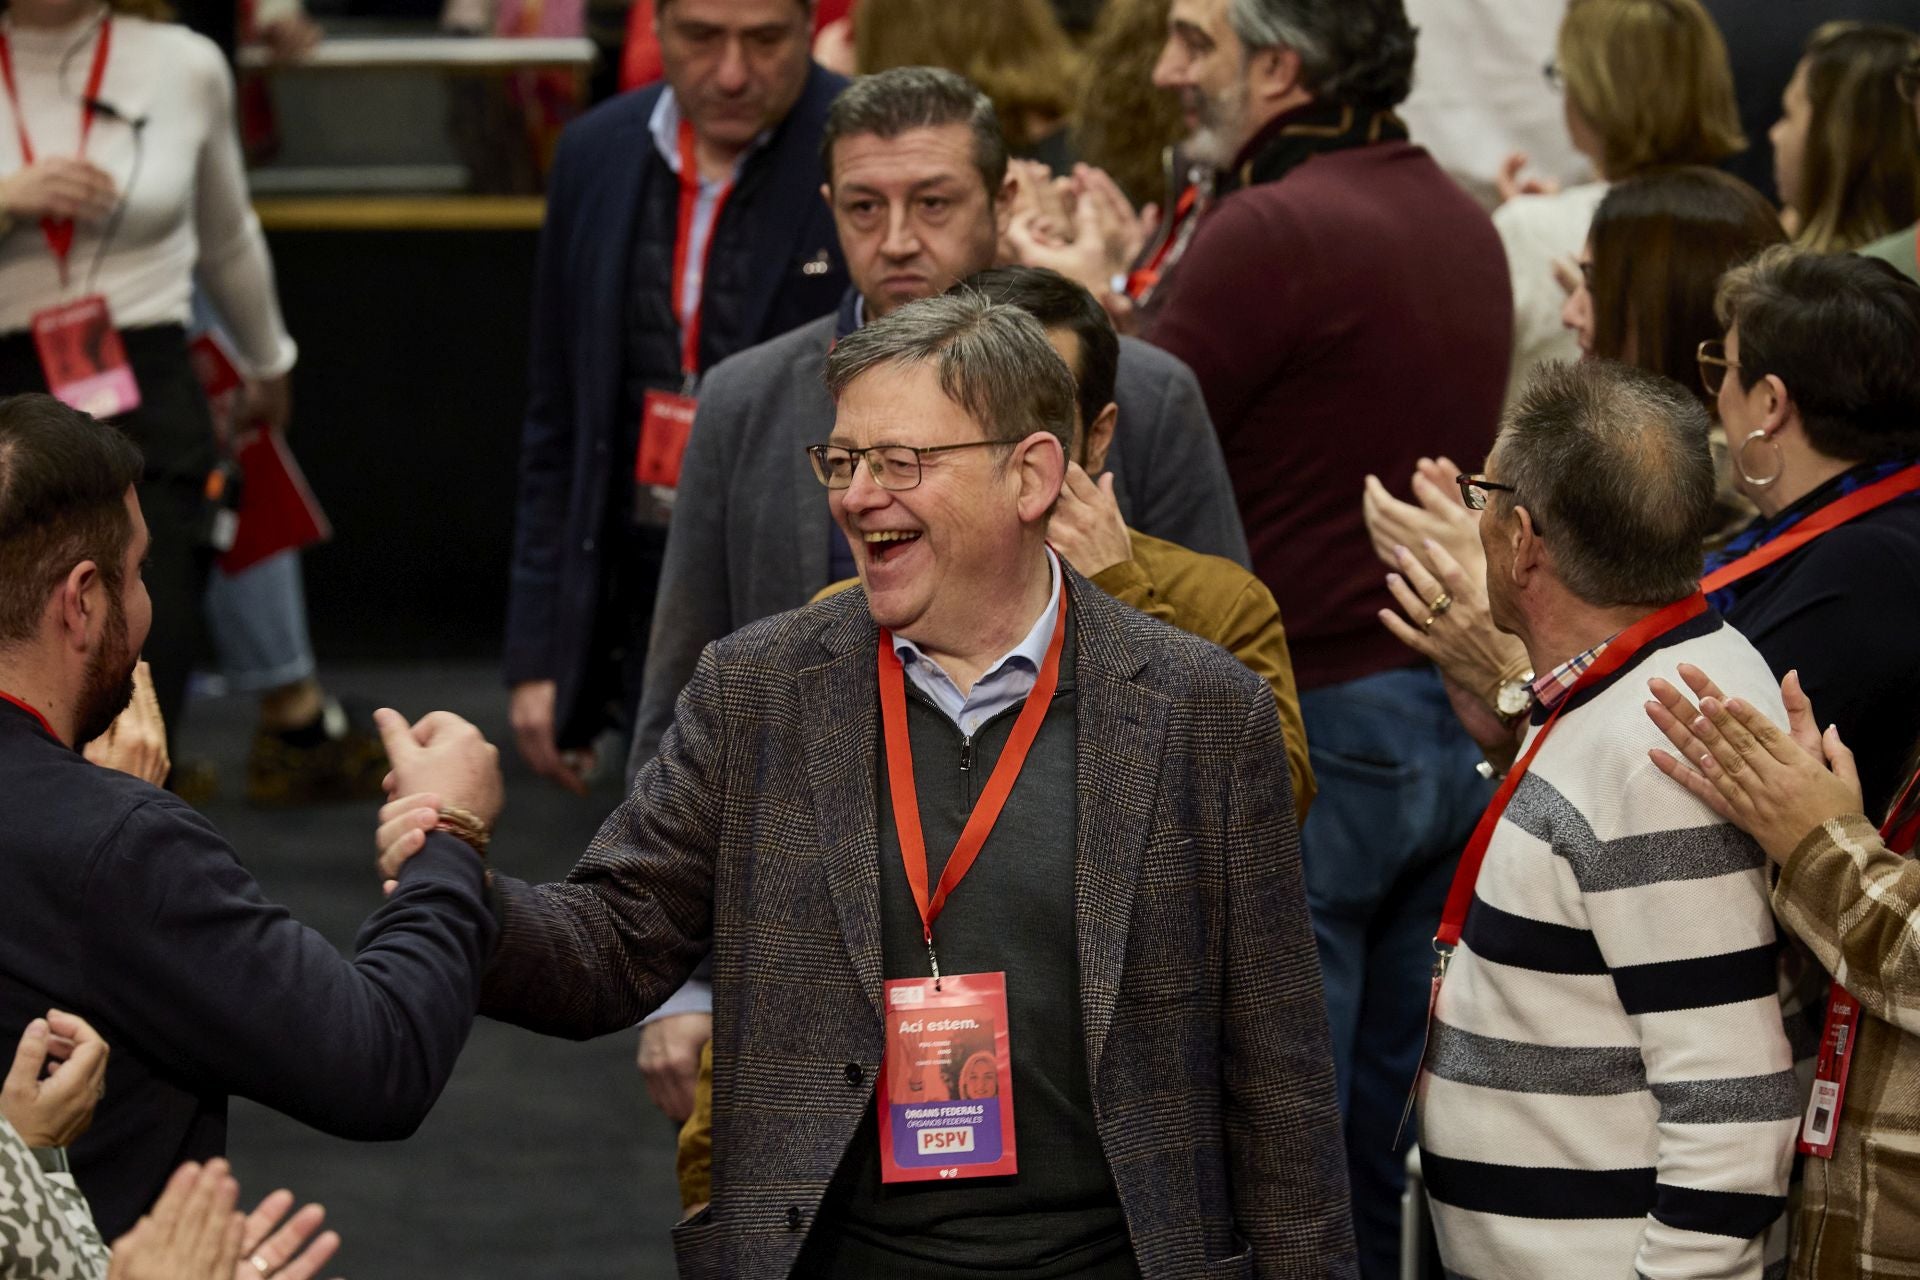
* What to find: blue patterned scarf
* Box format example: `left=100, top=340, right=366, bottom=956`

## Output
left=1703, top=457, right=1920, bottom=613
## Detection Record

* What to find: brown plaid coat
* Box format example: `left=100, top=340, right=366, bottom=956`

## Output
left=1773, top=809, right=1920, bottom=1278
left=479, top=570, right=1356, bottom=1278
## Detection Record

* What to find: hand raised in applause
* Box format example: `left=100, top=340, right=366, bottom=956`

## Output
left=1494, top=151, right=1562, bottom=204
left=2, top=1011, right=108, bottom=1149
left=107, top=1161, right=242, bottom=1280
left=1361, top=456, right=1482, bottom=577
left=231, top=1186, right=341, bottom=1280
left=1377, top=537, right=1526, bottom=703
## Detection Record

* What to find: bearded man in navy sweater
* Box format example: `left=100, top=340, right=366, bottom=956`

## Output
left=0, top=393, right=501, bottom=1238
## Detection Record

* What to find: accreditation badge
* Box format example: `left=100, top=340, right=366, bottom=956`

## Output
left=878, top=972, right=1017, bottom=1183
left=636, top=388, right=697, bottom=490
left=31, top=295, right=141, bottom=418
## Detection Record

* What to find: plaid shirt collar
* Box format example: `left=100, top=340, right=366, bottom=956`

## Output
left=1530, top=638, right=1612, bottom=712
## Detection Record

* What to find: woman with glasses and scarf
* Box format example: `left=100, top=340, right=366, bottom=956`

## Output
left=1370, top=246, right=1920, bottom=826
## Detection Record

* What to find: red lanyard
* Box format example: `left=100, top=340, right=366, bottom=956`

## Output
left=1702, top=463, right=1920, bottom=594
left=671, top=117, right=733, bottom=388
left=878, top=573, right=1067, bottom=977
left=1124, top=184, right=1197, bottom=301
left=0, top=14, right=112, bottom=283
left=0, top=689, right=57, bottom=739
left=1435, top=592, right=1709, bottom=952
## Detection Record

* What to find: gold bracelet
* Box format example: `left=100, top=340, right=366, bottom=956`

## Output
left=433, top=804, right=491, bottom=856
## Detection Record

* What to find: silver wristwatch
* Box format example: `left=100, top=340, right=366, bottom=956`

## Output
left=30, top=1145, right=70, bottom=1175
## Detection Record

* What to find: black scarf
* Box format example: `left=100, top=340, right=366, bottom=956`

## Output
left=1217, top=101, right=1410, bottom=198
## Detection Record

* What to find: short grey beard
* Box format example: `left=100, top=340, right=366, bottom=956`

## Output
left=1182, top=79, right=1251, bottom=170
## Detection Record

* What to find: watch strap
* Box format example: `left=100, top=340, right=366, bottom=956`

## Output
left=30, top=1145, right=69, bottom=1175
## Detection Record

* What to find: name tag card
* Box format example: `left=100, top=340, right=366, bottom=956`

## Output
left=878, top=972, right=1018, bottom=1183
left=32, top=295, right=140, bottom=418
left=636, top=388, right=697, bottom=490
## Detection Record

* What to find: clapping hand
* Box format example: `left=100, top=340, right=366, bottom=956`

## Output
left=1361, top=456, right=1481, bottom=576
left=2, top=1011, right=108, bottom=1149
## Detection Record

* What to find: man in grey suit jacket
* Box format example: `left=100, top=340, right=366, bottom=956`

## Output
left=633, top=67, right=1247, bottom=771
left=629, top=70, right=1249, bottom=1115
left=378, top=290, right=1352, bottom=1278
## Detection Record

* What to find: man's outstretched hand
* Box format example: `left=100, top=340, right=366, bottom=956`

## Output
left=373, top=709, right=502, bottom=881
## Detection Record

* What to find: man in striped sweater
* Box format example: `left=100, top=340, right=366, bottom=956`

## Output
left=1419, top=361, right=1801, bottom=1278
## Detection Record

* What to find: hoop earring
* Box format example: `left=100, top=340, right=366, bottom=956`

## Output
left=1737, top=429, right=1784, bottom=489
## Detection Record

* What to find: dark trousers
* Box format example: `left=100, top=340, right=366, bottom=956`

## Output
left=1297, top=664, right=1492, bottom=1280
left=0, top=325, right=217, bottom=752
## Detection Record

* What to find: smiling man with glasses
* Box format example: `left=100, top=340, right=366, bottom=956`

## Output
left=395, top=291, right=1354, bottom=1277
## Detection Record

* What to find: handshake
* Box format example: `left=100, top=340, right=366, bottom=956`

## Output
left=368, top=708, right=507, bottom=884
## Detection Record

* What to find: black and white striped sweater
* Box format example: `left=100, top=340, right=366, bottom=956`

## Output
left=1420, top=611, right=1800, bottom=1279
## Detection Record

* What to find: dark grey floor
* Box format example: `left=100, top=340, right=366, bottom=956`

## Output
left=178, top=663, right=683, bottom=1278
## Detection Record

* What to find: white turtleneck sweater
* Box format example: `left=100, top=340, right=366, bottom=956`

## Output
left=0, top=8, right=295, bottom=377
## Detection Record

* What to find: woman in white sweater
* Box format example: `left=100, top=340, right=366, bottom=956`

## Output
left=0, top=0, right=295, bottom=741
left=1494, top=0, right=1746, bottom=408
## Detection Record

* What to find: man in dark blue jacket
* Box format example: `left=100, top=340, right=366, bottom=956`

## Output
left=0, top=394, right=501, bottom=1239
left=504, top=0, right=850, bottom=793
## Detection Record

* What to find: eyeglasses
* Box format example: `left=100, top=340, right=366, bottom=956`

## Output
left=1457, top=473, right=1545, bottom=534
left=1697, top=339, right=1742, bottom=396
left=1542, top=59, right=1564, bottom=92
left=805, top=440, right=1004, bottom=491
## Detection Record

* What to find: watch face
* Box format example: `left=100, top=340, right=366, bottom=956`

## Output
left=1497, top=681, right=1533, bottom=717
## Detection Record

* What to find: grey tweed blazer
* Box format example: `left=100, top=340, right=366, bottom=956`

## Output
left=480, top=570, right=1356, bottom=1279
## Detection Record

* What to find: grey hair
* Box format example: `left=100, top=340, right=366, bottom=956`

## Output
left=1224, top=0, right=1417, bottom=109
left=1494, top=360, right=1715, bottom=607
left=823, top=291, right=1078, bottom=453
left=821, top=66, right=1009, bottom=195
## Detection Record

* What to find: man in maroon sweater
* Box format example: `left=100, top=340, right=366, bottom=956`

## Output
left=1142, top=2, right=1512, bottom=1275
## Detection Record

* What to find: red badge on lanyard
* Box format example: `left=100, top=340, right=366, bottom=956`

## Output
left=872, top=571, right=1067, bottom=1183
left=1, top=17, right=139, bottom=418
left=1800, top=769, right=1920, bottom=1158
left=635, top=117, right=731, bottom=492
left=1398, top=591, right=1710, bottom=1142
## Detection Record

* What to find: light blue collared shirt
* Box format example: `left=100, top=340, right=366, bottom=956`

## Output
left=647, top=89, right=769, bottom=371
left=891, top=550, right=1063, bottom=738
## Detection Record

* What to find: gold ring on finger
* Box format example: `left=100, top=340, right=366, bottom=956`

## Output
left=1420, top=613, right=1438, bottom=633
left=1428, top=592, right=1453, bottom=615
left=250, top=1255, right=271, bottom=1276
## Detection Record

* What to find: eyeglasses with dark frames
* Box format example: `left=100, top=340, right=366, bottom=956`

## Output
left=805, top=440, right=1005, bottom=491
left=1457, top=474, right=1545, bottom=534
left=1696, top=339, right=1742, bottom=397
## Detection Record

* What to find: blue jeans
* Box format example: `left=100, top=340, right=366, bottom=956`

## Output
left=1298, top=665, right=1491, bottom=1280
left=203, top=550, right=317, bottom=694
